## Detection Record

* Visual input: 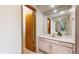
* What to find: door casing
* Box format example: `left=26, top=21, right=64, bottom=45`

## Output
left=22, top=5, right=36, bottom=53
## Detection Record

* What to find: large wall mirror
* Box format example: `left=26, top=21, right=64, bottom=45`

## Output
left=52, top=13, right=70, bottom=36
left=37, top=5, right=74, bottom=37
left=45, top=5, right=72, bottom=37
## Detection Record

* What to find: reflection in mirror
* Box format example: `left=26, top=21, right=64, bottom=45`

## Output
left=45, top=5, right=72, bottom=37
left=54, top=14, right=70, bottom=36
left=47, top=17, right=51, bottom=34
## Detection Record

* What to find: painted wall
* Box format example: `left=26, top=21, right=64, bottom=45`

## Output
left=51, top=18, right=55, bottom=34
left=76, top=5, right=79, bottom=54
left=70, top=6, right=75, bottom=41
left=0, top=6, right=22, bottom=54
left=36, top=9, right=44, bottom=36
left=43, top=14, right=48, bottom=34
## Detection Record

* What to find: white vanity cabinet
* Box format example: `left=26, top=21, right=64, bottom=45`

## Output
left=51, top=43, right=73, bottom=54
left=38, top=37, right=75, bottom=54
left=38, top=37, right=50, bottom=53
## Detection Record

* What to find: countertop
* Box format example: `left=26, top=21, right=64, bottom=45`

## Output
left=38, top=34, right=75, bottom=44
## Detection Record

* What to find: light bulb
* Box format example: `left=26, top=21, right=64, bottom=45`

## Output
left=50, top=5, right=54, bottom=8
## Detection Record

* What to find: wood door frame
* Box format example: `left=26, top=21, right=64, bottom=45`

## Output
left=21, top=5, right=36, bottom=54
left=25, top=5, right=36, bottom=11
left=21, top=5, right=23, bottom=54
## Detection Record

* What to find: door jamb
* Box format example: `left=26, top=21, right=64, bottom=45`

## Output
left=21, top=5, right=36, bottom=54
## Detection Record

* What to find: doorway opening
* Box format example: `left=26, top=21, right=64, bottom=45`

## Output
left=22, top=5, right=36, bottom=53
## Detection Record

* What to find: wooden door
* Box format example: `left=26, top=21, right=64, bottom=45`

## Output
left=25, top=8, right=36, bottom=52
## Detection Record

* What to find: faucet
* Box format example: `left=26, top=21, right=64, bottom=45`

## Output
left=57, top=32, right=62, bottom=36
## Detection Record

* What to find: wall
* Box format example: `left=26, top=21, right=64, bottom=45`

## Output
left=36, top=9, right=44, bottom=36
left=0, top=6, right=22, bottom=54
left=36, top=8, right=48, bottom=35
left=76, top=5, right=79, bottom=54
left=51, top=18, right=55, bottom=34
left=70, top=6, right=76, bottom=41
left=43, top=14, right=48, bottom=34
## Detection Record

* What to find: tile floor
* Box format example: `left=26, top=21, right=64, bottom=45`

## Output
left=23, top=48, right=44, bottom=54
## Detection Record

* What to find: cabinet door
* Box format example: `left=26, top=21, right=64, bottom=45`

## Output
left=38, top=39, right=50, bottom=53
left=51, top=43, right=73, bottom=54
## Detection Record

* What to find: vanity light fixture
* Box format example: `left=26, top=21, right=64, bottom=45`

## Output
left=60, top=11, right=64, bottom=14
left=50, top=5, right=54, bottom=8
left=53, top=9, right=57, bottom=13
left=58, top=18, right=61, bottom=21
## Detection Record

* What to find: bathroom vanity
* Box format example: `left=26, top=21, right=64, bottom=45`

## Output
left=37, top=6, right=75, bottom=54
left=38, top=35, right=75, bottom=54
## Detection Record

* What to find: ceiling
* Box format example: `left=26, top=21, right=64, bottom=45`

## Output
left=35, top=5, right=72, bottom=14
left=36, top=5, right=53, bottom=12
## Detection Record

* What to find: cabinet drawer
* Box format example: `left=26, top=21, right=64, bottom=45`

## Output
left=38, top=37, right=60, bottom=44
left=38, top=39, right=50, bottom=53
left=60, top=41, right=74, bottom=48
left=49, top=39, right=60, bottom=44
left=51, top=43, right=73, bottom=54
